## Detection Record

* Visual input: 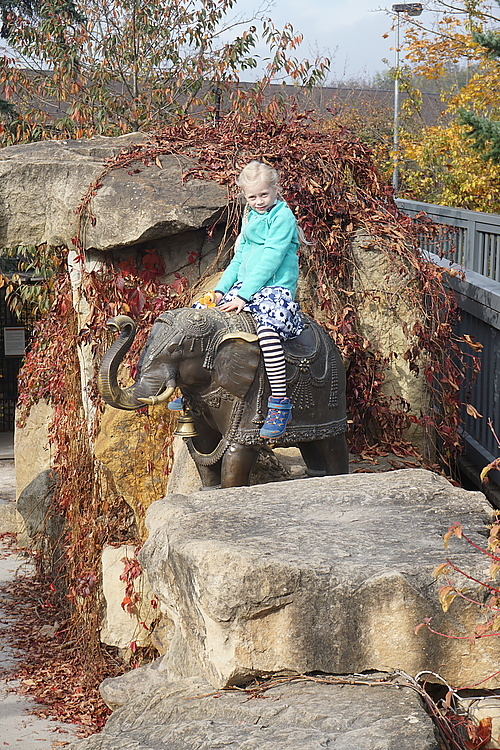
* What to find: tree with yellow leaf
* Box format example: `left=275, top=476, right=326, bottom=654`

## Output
left=398, top=0, right=500, bottom=210
left=460, top=2, right=500, bottom=163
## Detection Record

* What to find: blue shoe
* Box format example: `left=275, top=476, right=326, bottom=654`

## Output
left=167, top=397, right=184, bottom=411
left=260, top=397, right=292, bottom=439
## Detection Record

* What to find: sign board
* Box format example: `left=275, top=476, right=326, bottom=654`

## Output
left=4, top=327, right=26, bottom=356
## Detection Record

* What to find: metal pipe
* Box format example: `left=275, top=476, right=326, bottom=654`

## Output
left=393, top=11, right=401, bottom=196
left=391, top=3, right=423, bottom=197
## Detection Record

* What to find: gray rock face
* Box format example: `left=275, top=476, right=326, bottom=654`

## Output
left=140, top=469, right=499, bottom=689
left=16, top=469, right=61, bottom=542
left=0, top=135, right=227, bottom=250
left=69, top=675, right=439, bottom=750
left=16, top=469, right=65, bottom=577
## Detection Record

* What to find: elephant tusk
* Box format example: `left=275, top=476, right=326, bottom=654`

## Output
left=219, top=331, right=259, bottom=344
left=137, top=386, right=176, bottom=407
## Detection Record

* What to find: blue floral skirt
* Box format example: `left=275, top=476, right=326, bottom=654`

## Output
left=219, top=283, right=303, bottom=341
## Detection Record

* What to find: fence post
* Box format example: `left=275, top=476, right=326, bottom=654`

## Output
left=465, top=219, right=479, bottom=273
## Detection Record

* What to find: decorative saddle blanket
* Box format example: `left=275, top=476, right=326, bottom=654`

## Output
left=157, top=307, right=346, bottom=446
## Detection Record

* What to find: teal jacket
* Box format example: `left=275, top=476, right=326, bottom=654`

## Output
left=215, top=201, right=299, bottom=302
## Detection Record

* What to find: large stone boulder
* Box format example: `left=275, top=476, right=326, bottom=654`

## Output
left=94, top=405, right=174, bottom=538
left=100, top=545, right=157, bottom=651
left=351, top=230, right=429, bottom=450
left=68, top=675, right=439, bottom=750
left=16, top=468, right=67, bottom=579
left=16, top=467, right=64, bottom=540
left=0, top=135, right=227, bottom=251
left=140, top=468, right=499, bottom=690
left=14, top=399, right=54, bottom=499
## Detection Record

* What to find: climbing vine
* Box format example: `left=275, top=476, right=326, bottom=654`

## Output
left=69, top=110, right=478, bottom=463
left=15, top=247, right=181, bottom=684
left=13, top=109, right=480, bottom=721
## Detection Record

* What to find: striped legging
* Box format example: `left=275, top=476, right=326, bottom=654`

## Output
left=257, top=325, right=287, bottom=399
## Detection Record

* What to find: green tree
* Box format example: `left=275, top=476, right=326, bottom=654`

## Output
left=0, top=0, right=329, bottom=143
left=459, top=6, right=500, bottom=163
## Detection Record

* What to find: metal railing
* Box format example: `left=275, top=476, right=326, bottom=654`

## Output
left=429, top=254, right=500, bottom=488
left=396, top=198, right=500, bottom=282
left=396, top=199, right=500, bottom=493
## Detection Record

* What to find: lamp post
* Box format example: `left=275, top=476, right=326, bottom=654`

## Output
left=392, top=3, right=422, bottom=196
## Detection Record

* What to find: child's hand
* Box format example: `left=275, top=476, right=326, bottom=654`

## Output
left=219, top=296, right=246, bottom=313
left=214, top=292, right=223, bottom=304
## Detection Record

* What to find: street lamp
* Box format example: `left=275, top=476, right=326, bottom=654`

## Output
left=392, top=3, right=423, bottom=197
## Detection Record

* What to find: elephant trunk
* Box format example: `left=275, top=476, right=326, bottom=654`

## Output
left=98, top=315, right=176, bottom=411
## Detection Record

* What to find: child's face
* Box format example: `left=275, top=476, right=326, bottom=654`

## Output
left=242, top=179, right=277, bottom=214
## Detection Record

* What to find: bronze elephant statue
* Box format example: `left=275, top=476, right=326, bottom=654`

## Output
left=97, top=307, right=349, bottom=488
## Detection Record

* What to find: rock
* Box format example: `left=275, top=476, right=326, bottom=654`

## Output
left=0, top=503, right=23, bottom=534
left=149, top=614, right=176, bottom=656
left=166, top=439, right=304, bottom=495
left=14, top=400, right=54, bottom=499
left=100, top=545, right=157, bottom=650
left=351, top=230, right=429, bottom=450
left=99, top=657, right=172, bottom=711
left=253, top=446, right=307, bottom=481
left=94, top=405, right=173, bottom=537
left=38, top=621, right=60, bottom=638
left=455, top=695, right=500, bottom=749
left=140, top=468, right=500, bottom=690
left=16, top=469, right=66, bottom=579
left=165, top=437, right=203, bottom=495
left=0, top=136, right=227, bottom=251
left=68, top=675, right=440, bottom=750
left=14, top=400, right=56, bottom=546
left=16, top=469, right=62, bottom=543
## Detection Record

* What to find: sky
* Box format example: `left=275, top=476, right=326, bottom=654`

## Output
left=0, top=0, right=399, bottom=83
left=232, top=0, right=397, bottom=84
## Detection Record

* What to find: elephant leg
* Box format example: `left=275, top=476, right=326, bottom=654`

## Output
left=298, top=434, right=349, bottom=477
left=221, top=443, right=260, bottom=488
left=195, top=459, right=223, bottom=489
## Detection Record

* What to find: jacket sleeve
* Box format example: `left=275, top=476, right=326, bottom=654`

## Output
left=214, top=234, right=243, bottom=295
left=237, top=208, right=297, bottom=301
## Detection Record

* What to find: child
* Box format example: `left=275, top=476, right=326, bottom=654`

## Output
left=171, top=161, right=303, bottom=439
left=218, top=160, right=304, bottom=439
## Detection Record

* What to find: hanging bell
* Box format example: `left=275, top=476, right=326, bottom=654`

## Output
left=173, top=409, right=198, bottom=439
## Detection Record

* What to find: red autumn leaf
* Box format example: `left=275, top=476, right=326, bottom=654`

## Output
left=128, top=288, right=147, bottom=315
left=118, top=260, right=137, bottom=276
left=171, top=275, right=187, bottom=293
left=120, top=595, right=132, bottom=611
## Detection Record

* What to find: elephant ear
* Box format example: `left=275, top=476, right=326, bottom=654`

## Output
left=212, top=332, right=260, bottom=399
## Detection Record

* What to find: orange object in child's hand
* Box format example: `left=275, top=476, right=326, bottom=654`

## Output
left=198, top=291, right=217, bottom=308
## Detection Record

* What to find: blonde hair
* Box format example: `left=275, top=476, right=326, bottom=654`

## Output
left=236, top=160, right=281, bottom=194
left=237, top=160, right=312, bottom=248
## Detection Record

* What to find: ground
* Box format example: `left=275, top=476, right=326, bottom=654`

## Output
left=0, top=448, right=78, bottom=747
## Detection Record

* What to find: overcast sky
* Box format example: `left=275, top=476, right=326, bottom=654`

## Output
left=233, top=0, right=397, bottom=83
left=0, top=0, right=399, bottom=82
